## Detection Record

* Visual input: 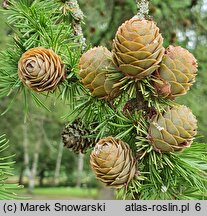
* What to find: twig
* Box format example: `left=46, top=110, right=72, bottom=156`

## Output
left=135, top=82, right=149, bottom=113
left=122, top=83, right=149, bottom=117
left=135, top=0, right=149, bottom=19
left=66, top=0, right=86, bottom=50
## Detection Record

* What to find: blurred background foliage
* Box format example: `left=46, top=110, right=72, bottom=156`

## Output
left=0, top=0, right=207, bottom=199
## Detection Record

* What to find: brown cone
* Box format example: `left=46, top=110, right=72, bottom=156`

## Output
left=90, top=137, right=136, bottom=188
left=62, top=119, right=95, bottom=154
left=112, top=17, right=164, bottom=80
left=154, top=45, right=198, bottom=98
left=148, top=105, right=197, bottom=153
left=79, top=46, right=121, bottom=100
left=18, top=47, right=66, bottom=92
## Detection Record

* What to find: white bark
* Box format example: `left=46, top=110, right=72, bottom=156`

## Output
left=22, top=122, right=41, bottom=193
left=97, top=187, right=115, bottom=200
left=28, top=139, right=41, bottom=193
left=76, top=153, right=84, bottom=187
left=53, top=141, right=64, bottom=185
left=22, top=123, right=31, bottom=180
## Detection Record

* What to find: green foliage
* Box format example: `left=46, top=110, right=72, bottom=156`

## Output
left=117, top=78, right=175, bottom=112
left=0, top=0, right=82, bottom=114
left=117, top=142, right=207, bottom=200
left=0, top=134, right=22, bottom=200
left=0, top=0, right=207, bottom=200
left=110, top=108, right=207, bottom=200
left=67, top=83, right=207, bottom=199
left=72, top=1, right=207, bottom=199
left=73, top=98, right=207, bottom=199
left=79, top=0, right=207, bottom=139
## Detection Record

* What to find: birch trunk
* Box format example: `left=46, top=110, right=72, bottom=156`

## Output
left=97, top=187, right=115, bottom=200
left=53, top=141, right=64, bottom=185
left=76, top=153, right=84, bottom=187
left=28, top=139, right=41, bottom=193
left=22, top=123, right=31, bottom=189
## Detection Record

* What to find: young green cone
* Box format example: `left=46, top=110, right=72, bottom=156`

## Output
left=79, top=47, right=121, bottom=100
left=90, top=137, right=136, bottom=188
left=148, top=106, right=197, bottom=153
left=112, top=17, right=164, bottom=80
left=154, top=45, right=198, bottom=98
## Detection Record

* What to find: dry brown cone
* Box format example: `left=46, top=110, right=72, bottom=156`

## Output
left=154, top=45, right=198, bottom=99
left=18, top=47, right=66, bottom=92
left=62, top=119, right=95, bottom=154
left=122, top=98, right=149, bottom=117
left=112, top=17, right=164, bottom=80
left=90, top=137, right=136, bottom=188
left=79, top=46, right=121, bottom=100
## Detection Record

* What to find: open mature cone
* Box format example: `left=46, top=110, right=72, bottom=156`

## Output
left=79, top=46, right=121, bottom=100
left=148, top=106, right=197, bottom=153
left=18, top=47, right=65, bottom=92
left=62, top=119, right=95, bottom=154
left=154, top=45, right=198, bottom=98
left=90, top=137, right=136, bottom=188
left=112, top=17, right=164, bottom=80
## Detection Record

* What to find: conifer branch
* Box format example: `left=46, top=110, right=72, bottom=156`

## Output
left=136, top=0, right=149, bottom=19
left=135, top=82, right=149, bottom=113
left=0, top=0, right=206, bottom=200
left=66, top=0, right=86, bottom=50
left=0, top=0, right=82, bottom=113
left=0, top=134, right=23, bottom=200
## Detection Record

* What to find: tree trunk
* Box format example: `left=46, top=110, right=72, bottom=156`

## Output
left=97, top=187, right=115, bottom=200
left=39, top=168, right=45, bottom=187
left=23, top=122, right=42, bottom=194
left=18, top=166, right=24, bottom=185
left=76, top=153, right=84, bottom=187
left=28, top=139, right=41, bottom=193
left=53, top=141, right=64, bottom=186
left=22, top=123, right=31, bottom=189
